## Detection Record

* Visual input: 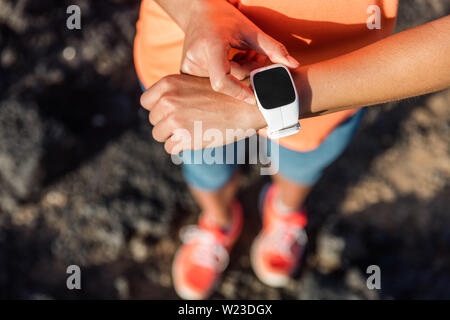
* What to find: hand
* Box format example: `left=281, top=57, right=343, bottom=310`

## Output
left=140, top=74, right=267, bottom=154
left=180, top=0, right=299, bottom=103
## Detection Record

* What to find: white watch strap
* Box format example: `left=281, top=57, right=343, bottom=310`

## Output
left=263, top=102, right=300, bottom=139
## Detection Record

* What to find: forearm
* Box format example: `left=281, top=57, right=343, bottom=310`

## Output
left=295, top=16, right=450, bottom=118
left=154, top=0, right=201, bottom=30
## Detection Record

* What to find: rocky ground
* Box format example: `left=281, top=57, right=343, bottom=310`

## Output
left=0, top=0, right=449, bottom=299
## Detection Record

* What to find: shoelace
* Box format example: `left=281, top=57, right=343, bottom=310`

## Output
left=179, top=225, right=230, bottom=272
left=264, top=221, right=308, bottom=257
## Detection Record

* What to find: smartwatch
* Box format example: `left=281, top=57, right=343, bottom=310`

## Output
left=250, top=64, right=300, bottom=139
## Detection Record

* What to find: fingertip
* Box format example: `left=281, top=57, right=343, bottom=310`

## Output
left=140, top=92, right=148, bottom=109
left=286, top=55, right=300, bottom=68
left=230, top=61, right=248, bottom=80
left=241, top=85, right=256, bottom=104
left=268, top=54, right=299, bottom=69
left=245, top=95, right=256, bottom=105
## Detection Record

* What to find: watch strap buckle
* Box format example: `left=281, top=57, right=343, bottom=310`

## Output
left=268, top=122, right=300, bottom=139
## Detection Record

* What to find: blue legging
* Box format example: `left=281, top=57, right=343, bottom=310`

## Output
left=181, top=109, right=365, bottom=190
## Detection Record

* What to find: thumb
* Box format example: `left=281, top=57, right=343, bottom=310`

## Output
left=245, top=31, right=299, bottom=68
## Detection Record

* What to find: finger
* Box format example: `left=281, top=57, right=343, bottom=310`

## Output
left=164, top=136, right=187, bottom=154
left=140, top=78, right=170, bottom=111
left=180, top=56, right=209, bottom=77
left=152, top=116, right=177, bottom=143
left=245, top=31, right=299, bottom=68
left=230, top=54, right=268, bottom=80
left=164, top=138, right=177, bottom=154
left=207, top=40, right=255, bottom=103
left=230, top=50, right=252, bottom=80
left=148, top=97, right=174, bottom=126
left=165, top=125, right=195, bottom=153
left=229, top=61, right=249, bottom=80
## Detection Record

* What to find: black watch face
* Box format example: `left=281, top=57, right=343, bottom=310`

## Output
left=253, top=66, right=296, bottom=109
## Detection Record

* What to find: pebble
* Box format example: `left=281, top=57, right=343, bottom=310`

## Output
left=129, top=237, right=148, bottom=262
left=42, top=191, right=68, bottom=208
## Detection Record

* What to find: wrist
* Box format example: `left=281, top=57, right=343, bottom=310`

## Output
left=240, top=101, right=267, bottom=131
left=292, top=66, right=313, bottom=119
left=182, top=0, right=212, bottom=31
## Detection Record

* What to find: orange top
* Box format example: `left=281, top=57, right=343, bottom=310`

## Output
left=134, top=0, right=398, bottom=151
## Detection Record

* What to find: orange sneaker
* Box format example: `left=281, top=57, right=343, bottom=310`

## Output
left=251, top=184, right=308, bottom=287
left=172, top=201, right=243, bottom=300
